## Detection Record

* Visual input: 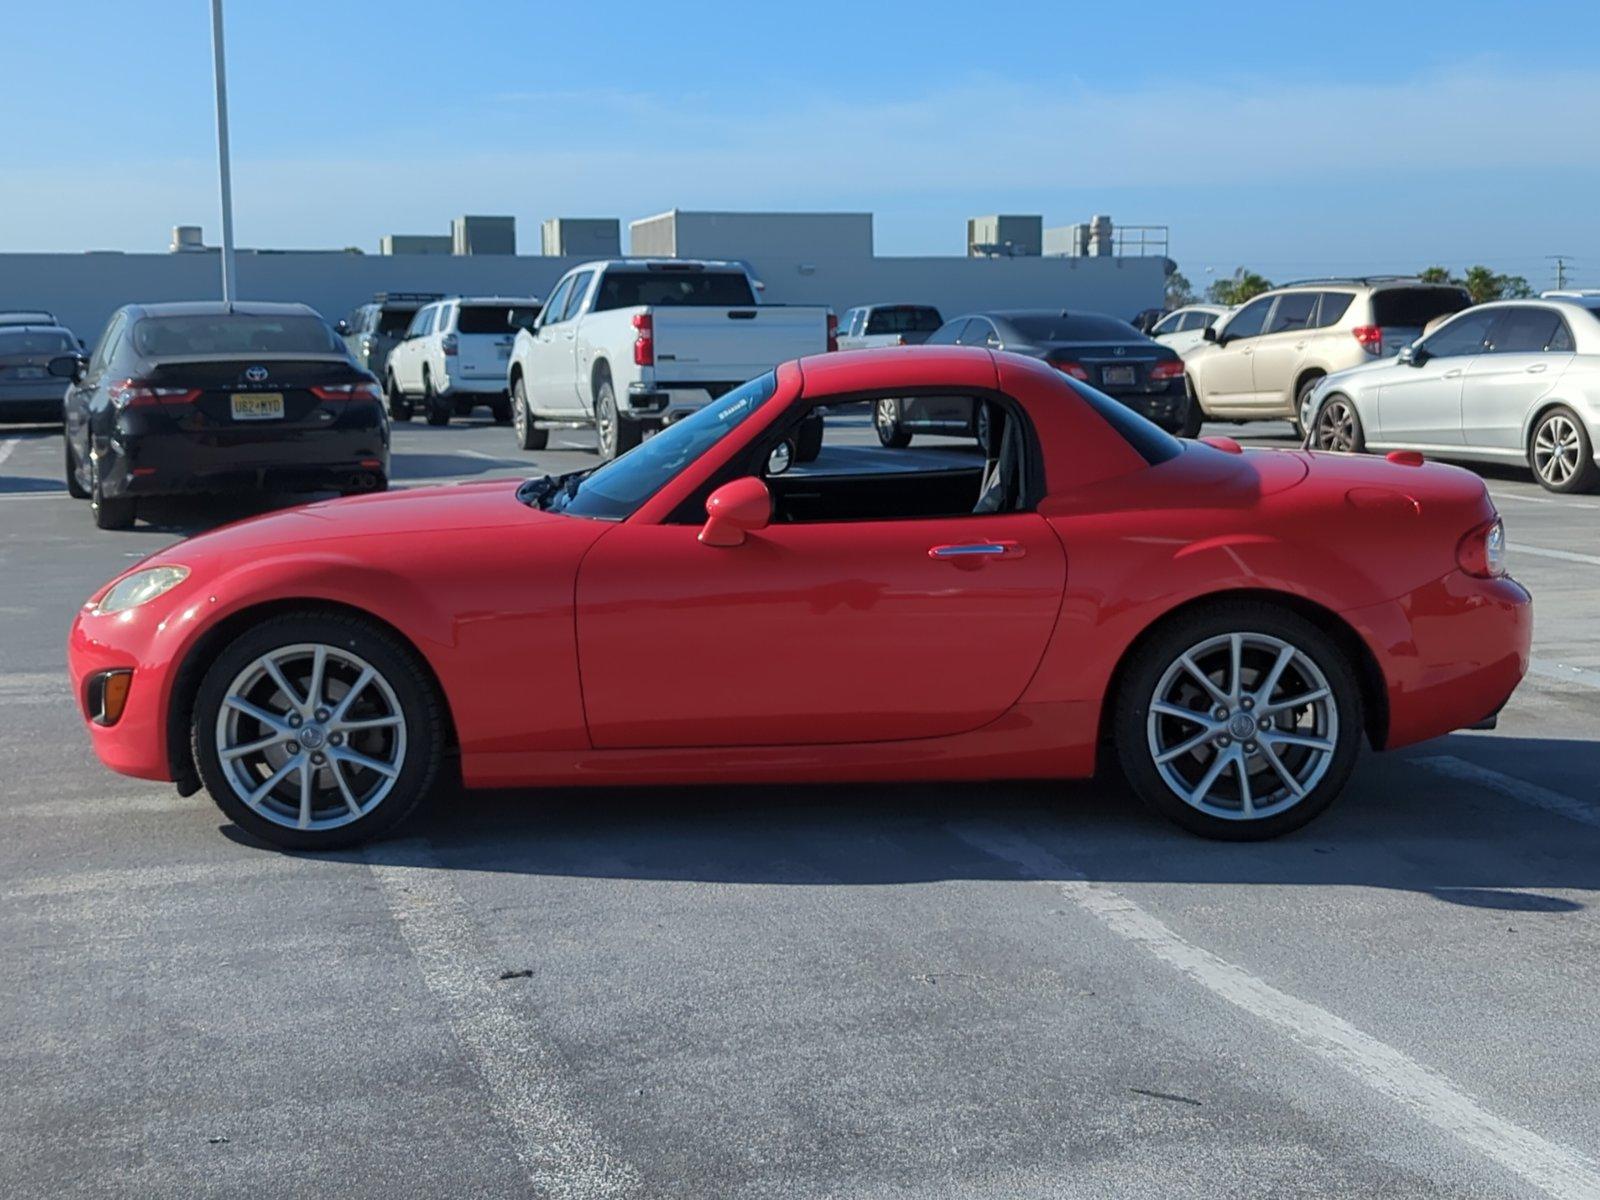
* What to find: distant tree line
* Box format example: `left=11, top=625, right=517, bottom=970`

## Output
left=1163, top=264, right=1536, bottom=310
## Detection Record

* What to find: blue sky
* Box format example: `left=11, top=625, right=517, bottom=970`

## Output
left=4, top=0, right=1598, bottom=288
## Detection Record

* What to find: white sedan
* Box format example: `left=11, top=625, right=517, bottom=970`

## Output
left=1303, top=297, right=1600, bottom=493
left=1149, top=304, right=1230, bottom=358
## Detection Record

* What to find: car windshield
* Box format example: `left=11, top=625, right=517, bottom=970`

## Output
left=131, top=314, right=345, bottom=356
left=865, top=307, right=943, bottom=334
left=1007, top=314, right=1142, bottom=342
left=523, top=372, right=777, bottom=520
left=457, top=305, right=530, bottom=334
left=0, top=328, right=75, bottom=355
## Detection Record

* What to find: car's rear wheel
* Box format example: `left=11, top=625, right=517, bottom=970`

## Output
left=1529, top=406, right=1599, bottom=493
left=512, top=378, right=548, bottom=450
left=593, top=376, right=640, bottom=460
left=423, top=371, right=449, bottom=426
left=875, top=397, right=911, bottom=447
left=191, top=613, right=444, bottom=850
left=1114, top=602, right=1363, bottom=840
left=1177, top=379, right=1204, bottom=438
left=387, top=374, right=412, bottom=422
left=1310, top=394, right=1364, bottom=453
left=64, top=435, right=89, bottom=499
left=89, top=456, right=136, bottom=530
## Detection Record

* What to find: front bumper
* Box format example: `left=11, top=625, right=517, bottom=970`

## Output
left=1345, top=570, right=1532, bottom=749
left=68, top=598, right=189, bottom=782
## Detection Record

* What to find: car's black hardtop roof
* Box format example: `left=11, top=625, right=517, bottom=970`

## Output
left=129, top=301, right=322, bottom=319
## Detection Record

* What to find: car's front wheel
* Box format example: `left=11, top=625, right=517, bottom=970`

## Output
left=191, top=613, right=444, bottom=850
left=1292, top=375, right=1322, bottom=440
left=1177, top=379, right=1204, bottom=438
left=1529, top=406, right=1599, bottom=493
left=423, top=371, right=449, bottom=426
left=1114, top=602, right=1363, bottom=840
left=89, top=456, right=136, bottom=530
left=874, top=397, right=911, bottom=448
left=1310, top=393, right=1364, bottom=453
left=387, top=374, right=412, bottom=422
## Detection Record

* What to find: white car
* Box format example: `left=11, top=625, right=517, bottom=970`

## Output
left=384, top=296, right=542, bottom=426
left=1148, top=304, right=1229, bottom=357
left=1303, top=298, right=1600, bottom=493
left=506, top=259, right=832, bottom=459
left=837, top=303, right=944, bottom=350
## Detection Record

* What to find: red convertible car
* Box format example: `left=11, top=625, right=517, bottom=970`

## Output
left=68, top=347, right=1530, bottom=849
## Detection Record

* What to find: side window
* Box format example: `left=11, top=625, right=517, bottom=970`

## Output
left=926, top=320, right=969, bottom=346
left=1314, top=292, right=1355, bottom=328
left=1267, top=292, right=1318, bottom=334
left=957, top=319, right=995, bottom=346
left=1151, top=312, right=1183, bottom=336
left=1549, top=318, right=1575, bottom=353
left=1222, top=296, right=1273, bottom=341
left=758, top=394, right=1030, bottom=523
left=562, top=271, right=595, bottom=321
left=436, top=303, right=455, bottom=334
left=849, top=309, right=866, bottom=337
left=1421, top=309, right=1496, bottom=358
left=86, top=313, right=126, bottom=377
left=541, top=276, right=576, bottom=325
left=407, top=307, right=433, bottom=337
left=1485, top=308, right=1564, bottom=354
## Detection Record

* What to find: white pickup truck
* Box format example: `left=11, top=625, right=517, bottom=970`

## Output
left=506, top=259, right=834, bottom=459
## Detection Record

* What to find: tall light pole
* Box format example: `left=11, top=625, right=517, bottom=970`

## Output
left=209, top=0, right=238, bottom=307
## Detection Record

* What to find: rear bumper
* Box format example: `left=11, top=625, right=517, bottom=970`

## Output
left=102, top=403, right=390, bottom=498
left=437, top=373, right=508, bottom=397
left=0, top=384, right=64, bottom=421
left=1345, top=571, right=1532, bottom=749
left=625, top=382, right=739, bottom=422
left=1106, top=380, right=1186, bottom=428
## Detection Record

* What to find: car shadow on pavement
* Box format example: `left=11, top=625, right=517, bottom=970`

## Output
left=291, top=733, right=1600, bottom=910
left=390, top=451, right=528, bottom=478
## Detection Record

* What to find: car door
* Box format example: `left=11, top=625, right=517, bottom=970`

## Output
left=560, top=270, right=603, bottom=413
left=1249, top=292, right=1318, bottom=411
left=572, top=394, right=1068, bottom=749
left=526, top=272, right=580, bottom=412
left=427, top=301, right=455, bottom=385
left=68, top=310, right=127, bottom=465
left=1197, top=296, right=1272, bottom=407
left=1461, top=307, right=1574, bottom=452
left=1373, top=308, right=1497, bottom=446
left=393, top=306, right=432, bottom=392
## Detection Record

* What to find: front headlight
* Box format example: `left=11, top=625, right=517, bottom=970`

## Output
left=96, top=565, right=190, bottom=615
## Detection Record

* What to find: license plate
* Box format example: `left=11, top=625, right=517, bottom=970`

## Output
left=230, top=392, right=285, bottom=420
left=14, top=366, right=45, bottom=380
left=1102, top=366, right=1137, bottom=387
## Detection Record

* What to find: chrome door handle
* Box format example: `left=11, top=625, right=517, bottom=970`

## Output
left=929, top=541, right=1024, bottom=560
left=1294, top=341, right=1307, bottom=349
left=1525, top=364, right=1547, bottom=373
left=1443, top=369, right=1463, bottom=379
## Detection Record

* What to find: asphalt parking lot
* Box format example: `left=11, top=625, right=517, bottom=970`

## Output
left=4, top=415, right=1600, bottom=1199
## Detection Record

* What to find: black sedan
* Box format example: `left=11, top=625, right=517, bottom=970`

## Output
left=873, top=310, right=1190, bottom=443
left=53, top=302, right=390, bottom=529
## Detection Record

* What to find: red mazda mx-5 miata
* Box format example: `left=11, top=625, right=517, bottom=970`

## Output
left=68, top=347, right=1531, bottom=849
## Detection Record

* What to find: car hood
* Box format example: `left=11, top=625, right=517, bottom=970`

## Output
left=153, top=479, right=558, bottom=566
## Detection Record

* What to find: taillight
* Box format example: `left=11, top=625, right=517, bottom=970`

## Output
left=826, top=313, right=839, bottom=353
left=632, top=313, right=654, bottom=366
left=1149, top=360, right=1185, bottom=382
left=441, top=333, right=458, bottom=356
left=311, top=382, right=382, bottom=402
left=107, top=378, right=200, bottom=409
left=1052, top=360, right=1090, bottom=381
left=1457, top=517, right=1506, bottom=578
left=1353, top=325, right=1383, bottom=354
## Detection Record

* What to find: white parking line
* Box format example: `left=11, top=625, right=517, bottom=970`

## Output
left=366, top=840, right=640, bottom=1199
left=1528, top=658, right=1600, bottom=691
left=1492, top=490, right=1600, bottom=511
left=1414, top=755, right=1600, bottom=831
left=1511, top=543, right=1600, bottom=567
left=0, top=438, right=20, bottom=469
left=952, top=821, right=1600, bottom=1200
left=6, top=857, right=295, bottom=900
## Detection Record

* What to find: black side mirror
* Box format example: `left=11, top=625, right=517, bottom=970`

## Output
left=48, top=354, right=84, bottom=381
left=335, top=319, right=351, bottom=335
left=1202, top=326, right=1220, bottom=344
left=1400, top=344, right=1430, bottom=367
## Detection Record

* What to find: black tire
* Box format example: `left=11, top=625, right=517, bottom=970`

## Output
left=594, top=375, right=639, bottom=460
left=874, top=397, right=911, bottom=448
left=89, top=456, right=136, bottom=530
left=423, top=371, right=449, bottom=426
left=1177, top=380, right=1204, bottom=438
left=65, top=435, right=89, bottom=499
left=511, top=378, right=548, bottom=450
left=1309, top=393, right=1364, bottom=453
left=490, top=395, right=513, bottom=425
left=1528, top=405, right=1600, bottom=494
left=1113, top=600, right=1363, bottom=841
left=1291, top=375, right=1322, bottom=441
left=190, top=611, right=445, bottom=851
left=387, top=374, right=412, bottom=422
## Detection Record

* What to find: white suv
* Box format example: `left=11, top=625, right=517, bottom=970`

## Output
left=384, top=296, right=541, bottom=426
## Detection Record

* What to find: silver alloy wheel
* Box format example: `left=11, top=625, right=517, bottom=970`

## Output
left=214, top=643, right=407, bottom=831
left=876, top=397, right=898, bottom=431
left=975, top=403, right=992, bottom=450
left=1314, top=399, right=1358, bottom=451
left=513, top=382, right=529, bottom=442
left=1533, top=413, right=1581, bottom=487
left=597, top=389, right=617, bottom=458
left=1146, top=631, right=1338, bottom=821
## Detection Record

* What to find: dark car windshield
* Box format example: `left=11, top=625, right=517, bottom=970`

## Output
left=0, top=328, right=75, bottom=355
left=529, top=372, right=777, bottom=520
left=591, top=270, right=757, bottom=312
left=457, top=305, right=535, bottom=334
left=1371, top=287, right=1470, bottom=328
left=865, top=306, right=943, bottom=334
left=376, top=309, right=418, bottom=336
left=1006, top=314, right=1143, bottom=342
left=131, top=314, right=345, bottom=356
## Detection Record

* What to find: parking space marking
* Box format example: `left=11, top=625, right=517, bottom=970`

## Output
left=1528, top=658, right=1600, bottom=692
left=6, top=857, right=296, bottom=900
left=1415, top=755, right=1600, bottom=831
left=1492, top=491, right=1600, bottom=512
left=5, top=791, right=207, bottom=819
left=1511, top=544, right=1600, bottom=567
left=365, top=839, right=640, bottom=1199
left=952, top=821, right=1600, bottom=1200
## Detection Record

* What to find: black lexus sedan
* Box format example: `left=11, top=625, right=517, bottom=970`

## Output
left=875, top=309, right=1190, bottom=442
left=53, top=302, right=390, bottom=529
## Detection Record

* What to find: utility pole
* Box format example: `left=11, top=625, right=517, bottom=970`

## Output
left=209, top=0, right=238, bottom=308
left=1546, top=255, right=1572, bottom=291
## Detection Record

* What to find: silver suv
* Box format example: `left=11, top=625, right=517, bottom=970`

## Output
left=1182, top=277, right=1469, bottom=435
